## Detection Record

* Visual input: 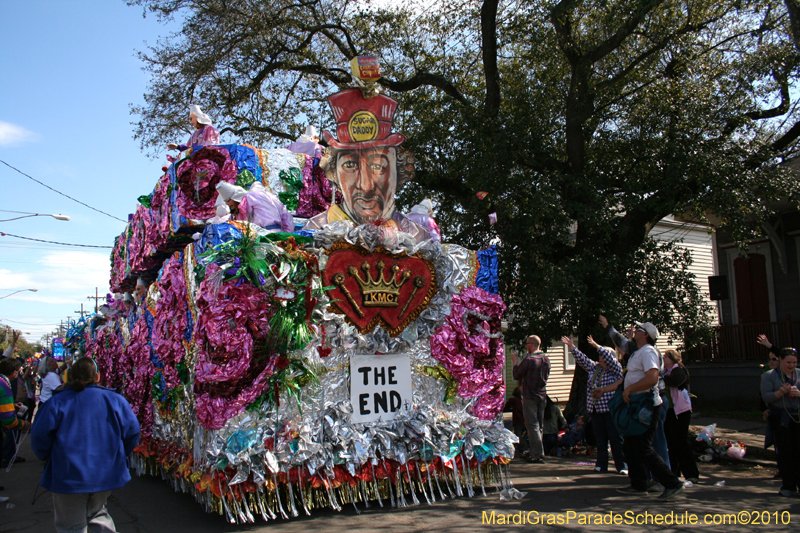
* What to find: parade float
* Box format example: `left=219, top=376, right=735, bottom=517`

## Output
left=82, top=59, right=517, bottom=523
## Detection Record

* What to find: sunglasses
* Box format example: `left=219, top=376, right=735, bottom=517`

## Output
left=769, top=358, right=779, bottom=362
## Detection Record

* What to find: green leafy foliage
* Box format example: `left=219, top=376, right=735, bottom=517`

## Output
left=130, top=0, right=800, bottom=373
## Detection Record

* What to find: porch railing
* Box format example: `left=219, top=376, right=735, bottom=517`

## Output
left=685, top=320, right=800, bottom=362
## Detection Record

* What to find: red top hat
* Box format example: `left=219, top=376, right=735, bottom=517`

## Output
left=322, top=88, right=406, bottom=149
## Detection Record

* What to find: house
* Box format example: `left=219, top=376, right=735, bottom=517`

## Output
left=503, top=214, right=718, bottom=404
left=684, top=160, right=800, bottom=410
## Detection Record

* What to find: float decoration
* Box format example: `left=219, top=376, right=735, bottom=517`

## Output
left=86, top=62, right=518, bottom=523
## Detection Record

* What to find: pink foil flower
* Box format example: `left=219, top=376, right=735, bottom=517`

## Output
left=124, top=316, right=155, bottom=437
left=151, top=254, right=188, bottom=388
left=175, top=146, right=237, bottom=220
left=430, top=286, right=507, bottom=420
left=192, top=264, right=279, bottom=429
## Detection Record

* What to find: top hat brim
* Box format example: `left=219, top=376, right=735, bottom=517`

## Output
left=322, top=130, right=405, bottom=150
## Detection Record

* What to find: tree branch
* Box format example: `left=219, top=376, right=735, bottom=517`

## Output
left=219, top=123, right=294, bottom=141
left=318, top=26, right=358, bottom=58
left=584, top=0, right=667, bottom=64
left=380, top=72, right=471, bottom=107
left=481, top=0, right=501, bottom=115
left=785, top=0, right=800, bottom=52
left=771, top=118, right=800, bottom=152
left=550, top=0, right=583, bottom=64
left=746, top=80, right=791, bottom=121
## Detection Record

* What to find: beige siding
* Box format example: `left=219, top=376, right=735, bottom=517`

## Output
left=650, top=215, right=720, bottom=352
left=504, top=342, right=574, bottom=402
left=504, top=216, right=718, bottom=398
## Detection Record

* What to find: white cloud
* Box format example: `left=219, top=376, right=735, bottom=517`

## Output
left=0, top=250, right=110, bottom=337
left=0, top=120, right=37, bottom=146
left=0, top=250, right=109, bottom=293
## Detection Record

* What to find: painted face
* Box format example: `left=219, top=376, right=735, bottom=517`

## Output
left=189, top=112, right=200, bottom=129
left=335, top=147, right=397, bottom=224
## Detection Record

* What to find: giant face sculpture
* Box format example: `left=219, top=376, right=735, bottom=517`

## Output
left=334, top=147, right=397, bottom=224
left=320, top=88, right=410, bottom=226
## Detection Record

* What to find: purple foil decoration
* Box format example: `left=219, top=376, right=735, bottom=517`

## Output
left=296, top=156, right=342, bottom=217
left=110, top=231, right=127, bottom=292
left=144, top=173, right=172, bottom=255
left=176, top=146, right=237, bottom=220
left=192, top=264, right=279, bottom=429
left=151, top=254, right=188, bottom=388
left=89, top=323, right=125, bottom=392
left=124, top=316, right=155, bottom=437
left=129, top=205, right=162, bottom=276
left=195, top=356, right=279, bottom=430
left=430, top=286, right=507, bottom=420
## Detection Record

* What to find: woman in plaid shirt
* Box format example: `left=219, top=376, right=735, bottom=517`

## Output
left=562, top=335, right=627, bottom=474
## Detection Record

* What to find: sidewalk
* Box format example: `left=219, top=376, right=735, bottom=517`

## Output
left=690, top=415, right=775, bottom=463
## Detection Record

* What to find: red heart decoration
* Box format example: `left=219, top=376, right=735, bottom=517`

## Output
left=322, top=244, right=436, bottom=337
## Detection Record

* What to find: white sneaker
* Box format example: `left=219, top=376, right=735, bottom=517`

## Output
left=619, top=469, right=629, bottom=475
left=0, top=496, right=9, bottom=503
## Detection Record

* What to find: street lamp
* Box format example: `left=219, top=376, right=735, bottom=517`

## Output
left=0, top=213, right=70, bottom=222
left=0, top=288, right=38, bottom=300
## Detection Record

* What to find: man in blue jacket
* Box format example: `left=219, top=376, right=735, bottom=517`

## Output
left=31, top=357, right=140, bottom=533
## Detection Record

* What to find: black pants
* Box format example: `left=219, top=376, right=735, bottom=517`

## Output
left=664, top=408, right=699, bottom=480
left=623, top=404, right=682, bottom=491
left=774, top=418, right=800, bottom=492
left=23, top=397, right=36, bottom=422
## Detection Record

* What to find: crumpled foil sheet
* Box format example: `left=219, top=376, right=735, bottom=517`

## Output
left=124, top=220, right=517, bottom=522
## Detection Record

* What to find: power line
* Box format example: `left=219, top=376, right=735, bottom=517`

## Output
left=0, top=318, right=54, bottom=326
left=0, top=159, right=127, bottom=223
left=0, top=232, right=112, bottom=249
left=0, top=209, right=40, bottom=215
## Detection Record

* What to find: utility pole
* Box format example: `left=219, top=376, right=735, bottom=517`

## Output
left=87, top=287, right=103, bottom=313
left=74, top=303, right=87, bottom=318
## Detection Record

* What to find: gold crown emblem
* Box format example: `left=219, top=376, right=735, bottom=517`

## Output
left=347, top=260, right=411, bottom=307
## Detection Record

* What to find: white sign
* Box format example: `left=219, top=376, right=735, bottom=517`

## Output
left=350, top=353, right=413, bottom=423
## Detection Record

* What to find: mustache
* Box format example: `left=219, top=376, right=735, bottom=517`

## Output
left=351, top=193, right=384, bottom=206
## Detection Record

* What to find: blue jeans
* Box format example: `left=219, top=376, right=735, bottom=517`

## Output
left=591, top=411, right=627, bottom=473
left=652, top=394, right=670, bottom=468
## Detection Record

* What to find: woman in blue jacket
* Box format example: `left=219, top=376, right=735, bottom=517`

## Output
left=31, top=357, right=140, bottom=533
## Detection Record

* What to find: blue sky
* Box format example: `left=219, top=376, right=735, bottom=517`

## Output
left=0, top=1, right=181, bottom=341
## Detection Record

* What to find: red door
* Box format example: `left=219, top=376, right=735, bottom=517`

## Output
left=733, top=254, right=770, bottom=324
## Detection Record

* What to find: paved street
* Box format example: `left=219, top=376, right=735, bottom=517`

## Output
left=2, top=435, right=798, bottom=533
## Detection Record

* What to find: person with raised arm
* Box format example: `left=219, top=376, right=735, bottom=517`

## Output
left=562, top=335, right=627, bottom=474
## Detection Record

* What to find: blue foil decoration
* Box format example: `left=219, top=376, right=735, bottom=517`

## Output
left=194, top=222, right=244, bottom=260
left=222, top=144, right=262, bottom=182
left=476, top=246, right=499, bottom=294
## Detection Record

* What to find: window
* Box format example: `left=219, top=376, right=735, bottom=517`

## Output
left=563, top=343, right=575, bottom=370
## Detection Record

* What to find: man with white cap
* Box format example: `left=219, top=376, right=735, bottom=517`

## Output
left=286, top=125, right=323, bottom=159
left=215, top=182, right=294, bottom=232
left=614, top=319, right=685, bottom=501
left=166, top=104, right=220, bottom=152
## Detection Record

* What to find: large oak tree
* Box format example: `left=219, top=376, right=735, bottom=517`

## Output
left=129, top=0, right=800, bottom=412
